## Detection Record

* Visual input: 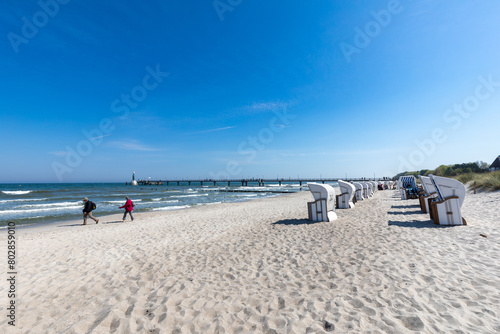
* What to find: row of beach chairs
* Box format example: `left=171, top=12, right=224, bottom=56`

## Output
left=417, top=175, right=467, bottom=226
left=306, top=175, right=466, bottom=226
left=397, top=175, right=467, bottom=225
left=307, top=180, right=384, bottom=222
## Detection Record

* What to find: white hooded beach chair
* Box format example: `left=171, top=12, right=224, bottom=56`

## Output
left=307, top=183, right=337, bottom=222
left=418, top=175, right=438, bottom=214
left=353, top=182, right=364, bottom=201
left=396, top=178, right=404, bottom=199
left=428, top=175, right=467, bottom=225
left=361, top=182, right=370, bottom=199
left=398, top=175, right=417, bottom=200
left=336, top=180, right=355, bottom=209
left=368, top=182, right=376, bottom=196
left=366, top=182, right=373, bottom=197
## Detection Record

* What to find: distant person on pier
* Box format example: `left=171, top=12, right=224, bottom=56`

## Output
left=119, top=196, right=135, bottom=222
left=82, top=197, right=99, bottom=225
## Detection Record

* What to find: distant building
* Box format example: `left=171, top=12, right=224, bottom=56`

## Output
left=489, top=155, right=500, bottom=171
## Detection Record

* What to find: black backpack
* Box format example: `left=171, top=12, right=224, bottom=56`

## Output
left=91, top=201, right=97, bottom=210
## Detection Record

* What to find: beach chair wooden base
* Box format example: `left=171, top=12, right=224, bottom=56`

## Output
left=308, top=199, right=337, bottom=222
left=336, top=193, right=354, bottom=209
left=355, top=189, right=363, bottom=201
left=419, top=192, right=437, bottom=214
left=429, top=196, right=466, bottom=226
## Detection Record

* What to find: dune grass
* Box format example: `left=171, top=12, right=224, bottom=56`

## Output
left=457, top=171, right=500, bottom=191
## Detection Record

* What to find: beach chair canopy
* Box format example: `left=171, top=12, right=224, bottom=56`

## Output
left=307, top=183, right=336, bottom=211
left=361, top=182, right=370, bottom=198
left=419, top=175, right=436, bottom=195
left=337, top=180, right=355, bottom=209
left=399, top=175, right=417, bottom=189
left=307, top=183, right=337, bottom=221
left=417, top=175, right=438, bottom=213
left=338, top=180, right=355, bottom=197
left=353, top=182, right=364, bottom=200
left=428, top=175, right=466, bottom=225
left=429, top=175, right=466, bottom=207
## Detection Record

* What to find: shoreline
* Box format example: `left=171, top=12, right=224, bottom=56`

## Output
left=1, top=190, right=499, bottom=333
left=1, top=191, right=302, bottom=235
left=0, top=183, right=305, bottom=230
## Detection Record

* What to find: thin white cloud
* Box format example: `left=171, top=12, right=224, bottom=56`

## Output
left=188, top=126, right=237, bottom=135
left=91, top=134, right=111, bottom=141
left=241, top=101, right=290, bottom=114
left=107, top=141, right=160, bottom=151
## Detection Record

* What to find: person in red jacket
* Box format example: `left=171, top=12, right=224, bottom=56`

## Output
left=119, top=196, right=135, bottom=222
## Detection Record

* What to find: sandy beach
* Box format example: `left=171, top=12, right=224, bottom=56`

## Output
left=1, top=188, right=499, bottom=333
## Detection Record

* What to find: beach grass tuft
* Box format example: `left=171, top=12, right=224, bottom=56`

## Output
left=457, top=171, right=500, bottom=191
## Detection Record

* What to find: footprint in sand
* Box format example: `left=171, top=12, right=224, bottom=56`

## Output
left=397, top=316, right=425, bottom=331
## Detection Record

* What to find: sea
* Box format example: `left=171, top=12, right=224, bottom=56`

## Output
left=0, top=182, right=314, bottom=228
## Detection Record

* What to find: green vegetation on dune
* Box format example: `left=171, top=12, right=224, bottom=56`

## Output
left=394, top=161, right=490, bottom=179
left=395, top=161, right=500, bottom=191
left=460, top=171, right=500, bottom=191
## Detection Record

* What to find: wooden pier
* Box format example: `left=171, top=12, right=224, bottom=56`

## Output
left=136, top=178, right=387, bottom=187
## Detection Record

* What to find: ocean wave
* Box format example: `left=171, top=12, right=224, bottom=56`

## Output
left=19, top=201, right=81, bottom=209
left=0, top=198, right=47, bottom=204
left=104, top=199, right=143, bottom=204
left=151, top=205, right=190, bottom=211
left=0, top=205, right=83, bottom=215
left=175, top=194, right=209, bottom=198
left=156, top=200, right=179, bottom=204
left=141, top=198, right=170, bottom=202
left=134, top=199, right=178, bottom=205
left=2, top=190, right=32, bottom=195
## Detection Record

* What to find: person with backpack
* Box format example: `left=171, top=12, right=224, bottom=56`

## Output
left=119, top=196, right=135, bottom=222
left=82, top=197, right=99, bottom=225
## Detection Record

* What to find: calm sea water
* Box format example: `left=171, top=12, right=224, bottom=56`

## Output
left=0, top=182, right=312, bottom=228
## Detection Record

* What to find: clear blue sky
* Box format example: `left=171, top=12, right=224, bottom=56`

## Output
left=2, top=0, right=499, bottom=182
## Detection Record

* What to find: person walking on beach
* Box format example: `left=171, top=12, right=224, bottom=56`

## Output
left=82, top=197, right=99, bottom=225
left=119, top=196, right=135, bottom=222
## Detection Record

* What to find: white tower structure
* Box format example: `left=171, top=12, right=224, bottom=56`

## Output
left=130, top=172, right=138, bottom=186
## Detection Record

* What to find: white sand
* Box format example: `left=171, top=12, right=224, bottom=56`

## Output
left=1, top=189, right=499, bottom=333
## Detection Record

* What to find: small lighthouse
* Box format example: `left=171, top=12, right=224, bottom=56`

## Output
left=130, top=172, right=138, bottom=186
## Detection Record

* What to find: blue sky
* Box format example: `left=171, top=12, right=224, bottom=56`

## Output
left=1, top=0, right=500, bottom=183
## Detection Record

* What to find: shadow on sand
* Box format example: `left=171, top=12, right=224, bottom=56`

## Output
left=390, top=204, right=421, bottom=209
left=58, top=220, right=123, bottom=228
left=388, top=220, right=452, bottom=229
left=272, top=218, right=321, bottom=226
left=387, top=210, right=423, bottom=215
